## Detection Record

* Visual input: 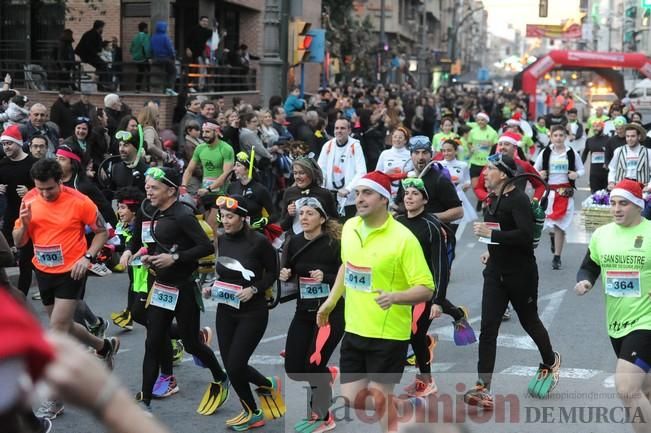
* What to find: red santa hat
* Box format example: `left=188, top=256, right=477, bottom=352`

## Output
left=498, top=131, right=522, bottom=146
left=356, top=171, right=392, bottom=200
left=610, top=179, right=645, bottom=209
left=0, top=124, right=23, bottom=146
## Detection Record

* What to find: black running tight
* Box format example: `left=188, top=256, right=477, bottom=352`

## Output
left=141, top=281, right=226, bottom=402
left=478, top=266, right=555, bottom=387
left=284, top=301, right=345, bottom=419
left=215, top=305, right=270, bottom=411
left=131, top=291, right=174, bottom=377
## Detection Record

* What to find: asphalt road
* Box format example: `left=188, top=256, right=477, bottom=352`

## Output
left=23, top=179, right=641, bottom=433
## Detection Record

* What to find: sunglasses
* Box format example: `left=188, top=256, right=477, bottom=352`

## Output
left=488, top=153, right=516, bottom=177
left=401, top=177, right=426, bottom=190
left=115, top=130, right=132, bottom=141
left=145, top=167, right=177, bottom=187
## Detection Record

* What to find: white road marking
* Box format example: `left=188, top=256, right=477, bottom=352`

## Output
left=430, top=289, right=567, bottom=351
left=602, top=375, right=615, bottom=388
left=455, top=222, right=466, bottom=241
left=260, top=334, right=288, bottom=344
left=500, top=365, right=602, bottom=380
left=405, top=362, right=456, bottom=373
left=181, top=352, right=285, bottom=365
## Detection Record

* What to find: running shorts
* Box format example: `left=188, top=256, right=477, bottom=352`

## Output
left=35, top=269, right=85, bottom=306
left=610, top=329, right=651, bottom=372
left=339, top=332, right=409, bottom=384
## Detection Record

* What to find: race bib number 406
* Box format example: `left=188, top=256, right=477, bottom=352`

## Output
left=212, top=280, right=242, bottom=309
left=345, top=262, right=372, bottom=292
left=605, top=270, right=641, bottom=298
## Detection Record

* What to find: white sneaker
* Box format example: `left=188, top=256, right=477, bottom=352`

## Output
left=88, top=262, right=112, bottom=276
left=36, top=400, right=64, bottom=419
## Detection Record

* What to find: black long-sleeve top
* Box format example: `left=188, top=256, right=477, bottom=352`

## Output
left=282, top=233, right=341, bottom=312
left=604, top=135, right=626, bottom=166
left=397, top=212, right=447, bottom=303
left=485, top=188, right=535, bottom=270
left=279, top=184, right=338, bottom=232
left=227, top=179, right=279, bottom=223
left=577, top=249, right=601, bottom=285
left=64, top=176, right=118, bottom=227
left=581, top=134, right=610, bottom=177
left=216, top=227, right=278, bottom=312
left=129, top=201, right=213, bottom=285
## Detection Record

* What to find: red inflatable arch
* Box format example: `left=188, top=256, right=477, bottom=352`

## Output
left=520, top=50, right=651, bottom=118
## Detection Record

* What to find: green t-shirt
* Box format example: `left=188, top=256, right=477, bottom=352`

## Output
left=192, top=140, right=234, bottom=193
left=589, top=219, right=651, bottom=338
left=432, top=132, right=457, bottom=152
left=467, top=123, right=498, bottom=166
left=340, top=215, right=435, bottom=340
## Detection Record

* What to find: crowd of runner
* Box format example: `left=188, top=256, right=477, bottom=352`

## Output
left=0, top=81, right=650, bottom=433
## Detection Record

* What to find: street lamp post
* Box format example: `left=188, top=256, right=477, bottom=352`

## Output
left=418, top=3, right=429, bottom=89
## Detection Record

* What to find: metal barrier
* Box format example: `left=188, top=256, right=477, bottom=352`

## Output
left=0, top=57, right=257, bottom=94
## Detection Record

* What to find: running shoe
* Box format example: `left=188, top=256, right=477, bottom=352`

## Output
left=404, top=377, right=437, bottom=397
left=152, top=374, right=179, bottom=399
left=101, top=337, right=120, bottom=370
left=463, top=381, right=494, bottom=409
left=89, top=262, right=112, bottom=276
left=89, top=317, right=110, bottom=339
left=193, top=326, right=213, bottom=367
left=328, top=365, right=339, bottom=385
left=552, top=256, right=562, bottom=270
left=230, top=408, right=265, bottom=431
left=294, top=412, right=336, bottom=433
left=110, top=309, right=125, bottom=321
left=135, top=392, right=152, bottom=413
left=35, top=400, right=65, bottom=419
left=32, top=291, right=41, bottom=301
left=37, top=416, right=53, bottom=433
left=172, top=339, right=184, bottom=366
left=197, top=379, right=230, bottom=415
left=528, top=351, right=562, bottom=398
left=502, top=306, right=511, bottom=321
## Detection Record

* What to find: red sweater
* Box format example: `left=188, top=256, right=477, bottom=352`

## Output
left=474, top=159, right=545, bottom=202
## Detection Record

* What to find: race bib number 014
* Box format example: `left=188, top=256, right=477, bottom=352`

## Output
left=212, top=280, right=242, bottom=309
left=605, top=270, right=641, bottom=298
left=149, top=282, right=179, bottom=310
left=345, top=262, right=372, bottom=292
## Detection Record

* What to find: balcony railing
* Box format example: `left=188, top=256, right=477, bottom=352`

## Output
left=0, top=56, right=257, bottom=94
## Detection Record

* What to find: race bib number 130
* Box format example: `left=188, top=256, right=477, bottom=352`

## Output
left=34, top=245, right=64, bottom=267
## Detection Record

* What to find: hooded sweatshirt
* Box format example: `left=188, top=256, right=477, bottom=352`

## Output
left=150, top=21, right=175, bottom=60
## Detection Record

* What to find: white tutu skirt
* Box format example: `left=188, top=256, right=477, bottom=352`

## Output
left=543, top=190, right=574, bottom=231
left=454, top=187, right=478, bottom=224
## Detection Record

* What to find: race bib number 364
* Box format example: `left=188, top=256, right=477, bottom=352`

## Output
left=345, top=262, right=372, bottom=292
left=605, top=271, right=641, bottom=298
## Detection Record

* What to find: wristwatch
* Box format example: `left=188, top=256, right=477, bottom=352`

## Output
left=250, top=286, right=258, bottom=294
left=207, top=185, right=213, bottom=193
left=84, top=252, right=93, bottom=260
left=172, top=253, right=180, bottom=262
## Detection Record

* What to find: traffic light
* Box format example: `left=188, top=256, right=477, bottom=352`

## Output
left=291, top=20, right=312, bottom=64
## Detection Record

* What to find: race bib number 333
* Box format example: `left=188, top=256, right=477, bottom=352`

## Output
left=149, top=282, right=179, bottom=310
left=345, top=262, right=372, bottom=292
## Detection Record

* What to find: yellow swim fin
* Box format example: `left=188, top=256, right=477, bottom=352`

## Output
left=196, top=380, right=229, bottom=415
left=255, top=376, right=286, bottom=420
